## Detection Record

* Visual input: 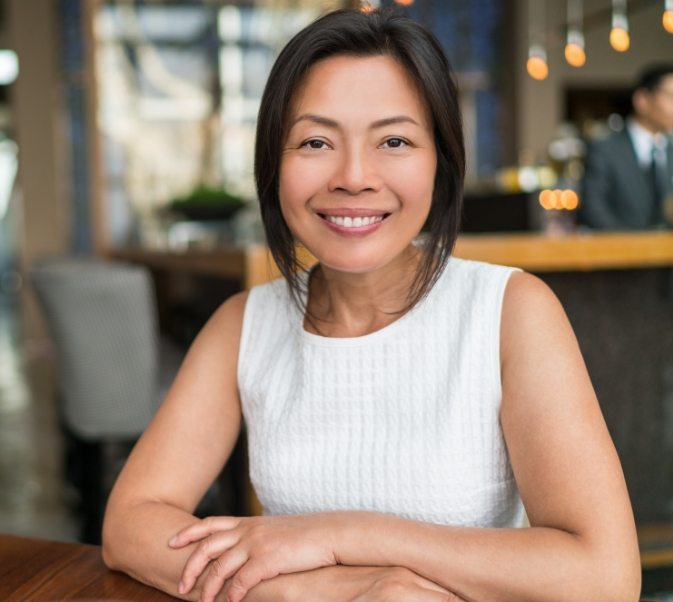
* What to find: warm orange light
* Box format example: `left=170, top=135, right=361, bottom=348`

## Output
left=539, top=189, right=553, bottom=210
left=610, top=27, right=630, bottom=51
left=664, top=10, right=673, bottom=33
left=394, top=0, right=415, bottom=5
left=527, top=56, right=548, bottom=81
left=360, top=3, right=375, bottom=13
left=540, top=189, right=578, bottom=211
left=560, top=190, right=579, bottom=210
left=564, top=43, right=586, bottom=67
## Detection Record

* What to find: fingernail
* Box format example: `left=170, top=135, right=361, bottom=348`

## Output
left=168, top=535, right=178, bottom=546
left=177, top=580, right=186, bottom=594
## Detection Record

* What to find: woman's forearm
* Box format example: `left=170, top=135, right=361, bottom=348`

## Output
left=102, top=500, right=205, bottom=600
left=334, top=512, right=640, bottom=602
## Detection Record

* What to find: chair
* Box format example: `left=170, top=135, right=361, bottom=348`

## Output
left=31, top=257, right=183, bottom=543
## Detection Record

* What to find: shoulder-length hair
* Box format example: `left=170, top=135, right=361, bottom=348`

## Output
left=254, top=8, right=464, bottom=313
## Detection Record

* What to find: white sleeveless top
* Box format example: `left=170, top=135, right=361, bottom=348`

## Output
left=238, top=257, right=524, bottom=528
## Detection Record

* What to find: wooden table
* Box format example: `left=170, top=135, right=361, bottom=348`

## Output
left=0, top=533, right=177, bottom=601
left=0, top=533, right=660, bottom=601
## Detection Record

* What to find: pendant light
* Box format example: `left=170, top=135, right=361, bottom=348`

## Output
left=527, top=0, right=548, bottom=80
left=610, top=0, right=630, bottom=52
left=664, top=0, right=673, bottom=33
left=360, top=0, right=379, bottom=12
left=565, top=0, right=586, bottom=67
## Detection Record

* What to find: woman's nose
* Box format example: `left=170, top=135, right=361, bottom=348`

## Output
left=327, top=147, right=383, bottom=195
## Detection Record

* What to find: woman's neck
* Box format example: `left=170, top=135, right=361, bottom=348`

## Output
left=305, top=245, right=422, bottom=337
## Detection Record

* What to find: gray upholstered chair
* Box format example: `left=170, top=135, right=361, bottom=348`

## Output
left=31, top=257, right=183, bottom=542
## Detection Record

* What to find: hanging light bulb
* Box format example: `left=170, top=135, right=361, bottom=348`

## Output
left=360, top=0, right=380, bottom=12
left=527, top=0, right=548, bottom=80
left=527, top=45, right=549, bottom=80
left=664, top=0, right=673, bottom=33
left=394, top=0, right=415, bottom=5
left=565, top=30, right=586, bottom=67
left=610, top=0, right=630, bottom=52
left=565, top=0, right=586, bottom=67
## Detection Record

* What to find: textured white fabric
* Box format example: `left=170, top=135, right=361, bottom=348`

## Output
left=238, top=257, right=525, bottom=528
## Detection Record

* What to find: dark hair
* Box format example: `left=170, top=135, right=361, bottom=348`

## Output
left=634, top=63, right=673, bottom=93
left=254, top=8, right=464, bottom=314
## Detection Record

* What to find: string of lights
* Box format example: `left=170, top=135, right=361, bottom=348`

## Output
left=527, top=0, right=672, bottom=81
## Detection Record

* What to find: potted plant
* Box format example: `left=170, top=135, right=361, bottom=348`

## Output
left=168, top=186, right=247, bottom=221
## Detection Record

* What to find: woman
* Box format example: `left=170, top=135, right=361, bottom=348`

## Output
left=103, top=9, right=641, bottom=602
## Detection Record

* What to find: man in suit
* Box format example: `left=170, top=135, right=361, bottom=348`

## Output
left=579, top=64, right=673, bottom=230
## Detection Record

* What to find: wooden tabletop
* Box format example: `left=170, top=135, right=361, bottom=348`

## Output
left=0, top=533, right=177, bottom=601
left=0, top=532, right=662, bottom=600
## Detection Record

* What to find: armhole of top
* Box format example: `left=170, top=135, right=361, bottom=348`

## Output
left=236, top=285, right=259, bottom=388
left=493, top=267, right=522, bottom=406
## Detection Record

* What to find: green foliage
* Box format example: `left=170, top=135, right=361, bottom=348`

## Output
left=169, top=186, right=246, bottom=221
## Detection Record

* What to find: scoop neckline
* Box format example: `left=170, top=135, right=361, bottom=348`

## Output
left=292, top=260, right=449, bottom=347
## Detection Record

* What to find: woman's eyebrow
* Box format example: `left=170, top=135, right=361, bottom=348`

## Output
left=290, top=114, right=421, bottom=129
left=290, top=114, right=339, bottom=128
left=370, top=115, right=420, bottom=128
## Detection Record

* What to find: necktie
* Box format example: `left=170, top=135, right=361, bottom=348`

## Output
left=650, top=146, right=664, bottom=223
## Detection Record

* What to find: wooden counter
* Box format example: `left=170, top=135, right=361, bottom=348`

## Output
left=112, top=231, right=673, bottom=288
left=453, top=230, right=673, bottom=272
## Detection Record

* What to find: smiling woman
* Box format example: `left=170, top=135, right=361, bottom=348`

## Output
left=102, top=8, right=642, bottom=602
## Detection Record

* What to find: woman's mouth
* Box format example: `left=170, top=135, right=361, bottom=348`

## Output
left=322, top=214, right=387, bottom=228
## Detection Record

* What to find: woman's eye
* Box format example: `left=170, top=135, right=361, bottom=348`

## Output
left=301, top=139, right=328, bottom=150
left=382, top=137, right=408, bottom=149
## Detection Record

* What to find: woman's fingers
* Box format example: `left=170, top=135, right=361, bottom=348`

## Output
left=168, top=516, right=241, bottom=548
left=191, top=548, right=249, bottom=602
left=177, top=531, right=242, bottom=595
left=223, top=561, right=279, bottom=602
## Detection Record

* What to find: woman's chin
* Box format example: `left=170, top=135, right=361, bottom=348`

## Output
left=315, top=248, right=419, bottom=277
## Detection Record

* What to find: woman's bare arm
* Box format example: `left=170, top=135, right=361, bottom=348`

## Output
left=102, top=292, right=248, bottom=599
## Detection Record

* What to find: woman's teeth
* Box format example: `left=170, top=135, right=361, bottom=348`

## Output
left=326, top=215, right=384, bottom=228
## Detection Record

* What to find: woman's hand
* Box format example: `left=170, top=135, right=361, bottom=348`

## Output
left=349, top=567, right=467, bottom=602
left=168, top=514, right=341, bottom=602
left=240, top=566, right=466, bottom=602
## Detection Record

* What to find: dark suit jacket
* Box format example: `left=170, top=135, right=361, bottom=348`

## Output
left=579, top=129, right=673, bottom=230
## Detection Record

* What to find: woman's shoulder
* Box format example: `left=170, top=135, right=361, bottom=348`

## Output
left=502, top=271, right=561, bottom=316
left=446, top=256, right=520, bottom=277
left=196, top=289, right=250, bottom=353
left=500, top=271, right=570, bottom=361
left=241, top=276, right=295, bottom=320
left=439, top=257, right=521, bottom=299
left=206, top=276, right=290, bottom=342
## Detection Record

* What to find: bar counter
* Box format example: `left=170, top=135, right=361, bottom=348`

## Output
left=453, top=230, right=673, bottom=271
left=112, top=230, right=673, bottom=288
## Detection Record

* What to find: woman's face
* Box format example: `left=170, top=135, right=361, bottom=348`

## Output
left=279, top=54, right=437, bottom=275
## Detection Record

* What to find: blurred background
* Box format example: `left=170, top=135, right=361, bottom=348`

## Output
left=1, top=0, right=673, bottom=596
